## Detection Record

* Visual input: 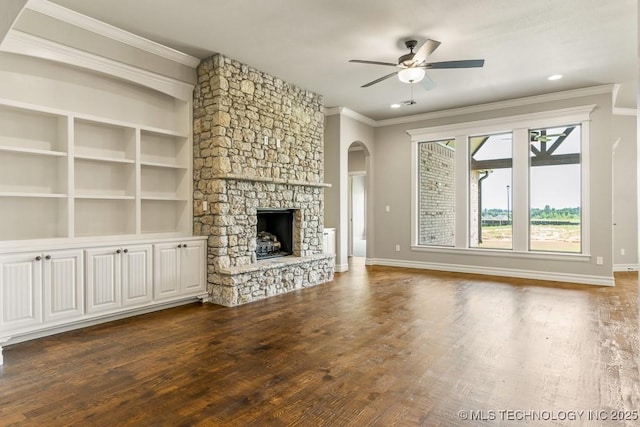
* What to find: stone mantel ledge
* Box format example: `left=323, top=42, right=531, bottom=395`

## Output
left=218, top=253, right=335, bottom=276
left=209, top=174, right=332, bottom=188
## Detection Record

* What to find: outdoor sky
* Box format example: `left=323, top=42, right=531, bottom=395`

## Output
left=475, top=127, right=581, bottom=210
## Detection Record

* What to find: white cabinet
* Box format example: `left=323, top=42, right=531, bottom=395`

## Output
left=121, top=245, right=153, bottom=307
left=86, top=244, right=152, bottom=314
left=1, top=249, right=83, bottom=335
left=42, top=250, right=84, bottom=323
left=154, top=240, right=206, bottom=300
left=0, top=237, right=206, bottom=365
left=0, top=252, right=43, bottom=333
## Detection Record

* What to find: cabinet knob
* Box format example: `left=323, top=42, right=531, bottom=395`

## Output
left=177, top=244, right=183, bottom=248
left=183, top=243, right=187, bottom=248
left=123, top=248, right=128, bottom=253
left=116, top=249, right=122, bottom=254
left=45, top=255, right=51, bottom=260
left=35, top=256, right=42, bottom=261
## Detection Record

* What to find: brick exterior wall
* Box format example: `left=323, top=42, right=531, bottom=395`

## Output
left=418, top=142, right=455, bottom=246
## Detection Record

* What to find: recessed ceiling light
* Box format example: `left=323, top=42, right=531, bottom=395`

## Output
left=547, top=74, right=563, bottom=81
left=390, top=103, right=401, bottom=109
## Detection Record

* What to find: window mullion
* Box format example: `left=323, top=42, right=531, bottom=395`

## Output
left=455, top=135, right=469, bottom=248
left=512, top=128, right=529, bottom=252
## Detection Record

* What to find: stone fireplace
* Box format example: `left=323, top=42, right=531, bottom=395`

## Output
left=193, top=54, right=334, bottom=306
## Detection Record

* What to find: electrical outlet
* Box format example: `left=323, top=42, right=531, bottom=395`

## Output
left=264, top=136, right=269, bottom=145
left=621, top=248, right=625, bottom=256
left=385, top=205, right=390, bottom=212
left=276, top=138, right=281, bottom=148
left=596, top=256, right=603, bottom=265
left=202, top=201, right=208, bottom=212
left=395, top=244, right=400, bottom=252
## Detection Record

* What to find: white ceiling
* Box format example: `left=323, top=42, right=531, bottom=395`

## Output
left=49, top=0, right=637, bottom=120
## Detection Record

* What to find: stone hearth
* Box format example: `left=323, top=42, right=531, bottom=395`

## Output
left=193, top=54, right=334, bottom=306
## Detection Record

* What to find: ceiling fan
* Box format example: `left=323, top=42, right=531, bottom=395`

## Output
left=349, top=39, right=485, bottom=89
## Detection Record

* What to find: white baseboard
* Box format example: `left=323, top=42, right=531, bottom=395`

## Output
left=364, top=258, right=375, bottom=266
left=4, top=297, right=200, bottom=348
left=614, top=264, right=639, bottom=272
left=368, top=258, right=615, bottom=286
left=334, top=263, right=349, bottom=273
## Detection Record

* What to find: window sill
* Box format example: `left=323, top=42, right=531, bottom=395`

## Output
left=410, top=245, right=591, bottom=262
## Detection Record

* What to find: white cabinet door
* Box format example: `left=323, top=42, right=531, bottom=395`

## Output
left=121, top=244, right=152, bottom=307
left=43, top=250, right=84, bottom=322
left=85, top=246, right=121, bottom=314
left=181, top=241, right=205, bottom=294
left=0, top=252, right=42, bottom=334
left=153, top=242, right=181, bottom=300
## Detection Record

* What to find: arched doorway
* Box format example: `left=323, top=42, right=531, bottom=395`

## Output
left=348, top=141, right=370, bottom=258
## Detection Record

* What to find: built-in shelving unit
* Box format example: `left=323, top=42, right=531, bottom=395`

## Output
left=0, top=100, right=192, bottom=242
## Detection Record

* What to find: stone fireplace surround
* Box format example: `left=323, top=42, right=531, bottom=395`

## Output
left=193, top=54, right=334, bottom=306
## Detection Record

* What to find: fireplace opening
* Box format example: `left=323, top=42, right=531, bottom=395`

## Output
left=256, top=208, right=294, bottom=260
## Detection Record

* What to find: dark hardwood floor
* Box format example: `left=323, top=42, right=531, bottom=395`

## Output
left=1, top=259, right=639, bottom=426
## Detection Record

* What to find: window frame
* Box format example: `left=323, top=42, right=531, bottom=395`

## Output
left=409, top=105, right=594, bottom=259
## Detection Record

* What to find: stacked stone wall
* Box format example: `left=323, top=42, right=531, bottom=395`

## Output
left=193, top=54, right=333, bottom=306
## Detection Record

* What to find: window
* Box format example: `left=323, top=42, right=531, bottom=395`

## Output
left=409, top=105, right=592, bottom=257
left=418, top=140, right=455, bottom=246
left=469, top=133, right=513, bottom=249
left=529, top=125, right=581, bottom=252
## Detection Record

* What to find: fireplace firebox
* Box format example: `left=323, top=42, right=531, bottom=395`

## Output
left=256, top=209, right=294, bottom=259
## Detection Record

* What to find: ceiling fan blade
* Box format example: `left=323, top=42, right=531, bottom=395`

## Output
left=349, top=59, right=398, bottom=67
left=413, top=39, right=441, bottom=64
left=424, top=59, right=485, bottom=69
left=361, top=72, right=398, bottom=88
left=420, top=73, right=436, bottom=91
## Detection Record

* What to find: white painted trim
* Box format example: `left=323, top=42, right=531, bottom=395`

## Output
left=410, top=244, right=590, bottom=261
left=614, top=264, right=639, bottom=272
left=324, top=85, right=614, bottom=127
left=0, top=98, right=189, bottom=136
left=368, top=258, right=614, bottom=286
left=334, top=263, right=349, bottom=272
left=348, top=170, right=366, bottom=176
left=25, top=0, right=200, bottom=68
left=324, top=106, right=377, bottom=127
left=2, top=297, right=200, bottom=348
left=407, top=105, right=596, bottom=142
left=377, top=85, right=613, bottom=127
left=364, top=258, right=375, bottom=266
left=613, top=108, right=637, bottom=116
left=612, top=83, right=620, bottom=107
left=2, top=30, right=194, bottom=101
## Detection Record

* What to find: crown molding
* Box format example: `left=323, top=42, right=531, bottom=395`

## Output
left=324, top=106, right=377, bottom=127
left=2, top=30, right=194, bottom=101
left=613, top=107, right=637, bottom=116
left=376, top=85, right=615, bottom=127
left=25, top=0, right=200, bottom=68
left=325, top=85, right=616, bottom=128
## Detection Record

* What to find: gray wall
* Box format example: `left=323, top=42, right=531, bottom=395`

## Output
left=613, top=114, right=638, bottom=267
left=372, top=92, right=614, bottom=279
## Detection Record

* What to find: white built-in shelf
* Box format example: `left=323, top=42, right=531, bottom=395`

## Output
left=0, top=91, right=192, bottom=242
left=141, top=195, right=188, bottom=201
left=140, top=160, right=187, bottom=169
left=74, top=154, right=135, bottom=164
left=75, top=194, right=136, bottom=200
left=0, top=192, right=67, bottom=198
left=0, top=145, right=67, bottom=157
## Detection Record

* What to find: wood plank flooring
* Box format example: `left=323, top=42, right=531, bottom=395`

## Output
left=1, top=259, right=639, bottom=426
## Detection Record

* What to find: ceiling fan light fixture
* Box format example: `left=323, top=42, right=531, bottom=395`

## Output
left=390, top=103, right=402, bottom=109
left=398, top=68, right=426, bottom=84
